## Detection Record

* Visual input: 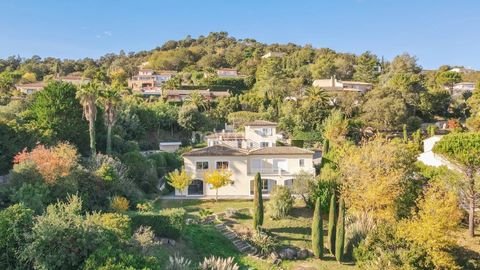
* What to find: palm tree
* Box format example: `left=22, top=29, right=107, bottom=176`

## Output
left=185, top=91, right=207, bottom=111
left=76, top=81, right=100, bottom=157
left=99, top=86, right=121, bottom=155
left=305, top=86, right=330, bottom=104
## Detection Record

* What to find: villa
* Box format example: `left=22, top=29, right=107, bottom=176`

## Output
left=312, top=76, right=373, bottom=93
left=16, top=75, right=90, bottom=94
left=179, top=120, right=315, bottom=197
left=127, top=69, right=177, bottom=92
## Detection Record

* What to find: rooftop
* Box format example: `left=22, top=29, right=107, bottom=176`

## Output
left=245, top=120, right=277, bottom=127
left=183, top=145, right=247, bottom=157
left=183, top=144, right=313, bottom=157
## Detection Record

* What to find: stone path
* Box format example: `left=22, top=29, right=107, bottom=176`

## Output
left=214, top=223, right=257, bottom=255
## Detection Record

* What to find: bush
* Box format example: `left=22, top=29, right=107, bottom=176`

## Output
left=0, top=204, right=34, bottom=270
left=166, top=254, right=192, bottom=270
left=133, top=226, right=157, bottom=251
left=148, top=153, right=167, bottom=177
left=87, top=212, right=132, bottom=239
left=136, top=202, right=154, bottom=212
left=130, top=208, right=186, bottom=239
left=248, top=231, right=279, bottom=256
left=307, top=179, right=337, bottom=212
left=268, top=186, right=293, bottom=219
left=110, top=196, right=129, bottom=212
left=10, top=182, right=50, bottom=214
left=84, top=247, right=161, bottom=270
left=121, top=151, right=158, bottom=193
left=200, top=256, right=239, bottom=270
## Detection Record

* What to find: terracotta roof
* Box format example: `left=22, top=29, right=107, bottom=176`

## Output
left=183, top=145, right=313, bottom=157
left=245, top=120, right=277, bottom=126
left=248, top=147, right=314, bottom=155
left=183, top=145, right=247, bottom=157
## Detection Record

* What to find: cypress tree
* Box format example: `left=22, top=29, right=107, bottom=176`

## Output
left=335, top=198, right=345, bottom=263
left=253, top=173, right=264, bottom=229
left=403, top=124, right=408, bottom=143
left=322, top=138, right=330, bottom=155
left=328, top=194, right=337, bottom=255
left=312, top=197, right=323, bottom=258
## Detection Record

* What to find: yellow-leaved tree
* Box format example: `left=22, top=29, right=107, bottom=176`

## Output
left=398, top=182, right=462, bottom=269
left=167, top=169, right=192, bottom=196
left=204, top=169, right=232, bottom=201
left=339, top=138, right=417, bottom=223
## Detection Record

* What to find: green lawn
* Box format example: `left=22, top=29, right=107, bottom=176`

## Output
left=153, top=197, right=355, bottom=269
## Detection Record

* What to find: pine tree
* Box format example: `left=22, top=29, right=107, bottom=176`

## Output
left=253, top=173, right=264, bottom=229
left=335, top=198, right=345, bottom=263
left=312, top=197, right=323, bottom=258
left=328, top=194, right=337, bottom=255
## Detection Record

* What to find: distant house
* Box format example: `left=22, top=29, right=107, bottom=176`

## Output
left=16, top=75, right=90, bottom=94
left=217, top=68, right=239, bottom=78
left=312, top=76, right=373, bottom=93
left=159, top=142, right=182, bottom=153
left=449, top=67, right=476, bottom=74
left=164, top=89, right=230, bottom=102
left=261, top=52, right=285, bottom=59
left=452, top=82, right=476, bottom=95
left=128, top=69, right=177, bottom=92
left=180, top=120, right=313, bottom=197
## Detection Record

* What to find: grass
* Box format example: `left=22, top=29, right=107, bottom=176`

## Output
left=153, top=197, right=355, bottom=269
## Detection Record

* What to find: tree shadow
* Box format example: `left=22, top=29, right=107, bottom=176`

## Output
left=290, top=207, right=313, bottom=218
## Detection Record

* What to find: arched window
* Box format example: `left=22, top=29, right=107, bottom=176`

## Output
left=188, top=179, right=204, bottom=195
left=250, top=179, right=277, bottom=195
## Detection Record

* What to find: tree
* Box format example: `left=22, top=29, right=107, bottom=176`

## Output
left=184, top=91, right=207, bottom=111
left=25, top=81, right=89, bottom=154
left=466, top=82, right=480, bottom=131
left=203, top=169, right=232, bottom=201
left=322, top=109, right=349, bottom=147
left=328, top=194, right=337, bottom=256
left=398, top=182, right=461, bottom=269
left=335, top=198, right=345, bottom=263
left=340, top=138, right=417, bottom=223
left=77, top=81, right=100, bottom=156
left=312, top=197, right=324, bottom=258
left=353, top=51, right=379, bottom=83
left=361, top=87, right=408, bottom=131
left=98, top=86, right=121, bottom=154
left=13, top=143, right=79, bottom=185
left=166, top=169, right=192, bottom=196
left=178, top=104, right=206, bottom=131
left=0, top=204, right=34, bottom=269
left=253, top=172, right=264, bottom=229
left=433, top=132, right=480, bottom=237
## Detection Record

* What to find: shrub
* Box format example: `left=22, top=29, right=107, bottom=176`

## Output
left=252, top=173, right=263, bottom=229
left=110, top=196, right=130, bottom=212
left=248, top=231, right=279, bottom=256
left=199, top=256, right=239, bottom=270
left=23, top=195, right=121, bottom=270
left=84, top=247, right=161, bottom=270
left=166, top=254, right=192, bottom=270
left=10, top=182, right=50, bottom=214
left=136, top=202, right=154, bottom=212
left=0, top=204, right=34, bottom=270
left=312, top=197, right=323, bottom=258
left=148, top=153, right=167, bottom=177
left=130, top=208, right=186, bottom=239
left=133, top=226, right=157, bottom=251
left=268, top=186, right=293, bottom=219
left=87, top=212, right=132, bottom=239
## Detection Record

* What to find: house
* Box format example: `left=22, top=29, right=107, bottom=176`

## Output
left=163, top=89, right=230, bottom=102
left=16, top=75, right=91, bottom=94
left=449, top=67, right=475, bottom=74
left=159, top=142, right=182, bottom=153
left=181, top=145, right=315, bottom=197
left=180, top=120, right=313, bottom=197
left=417, top=135, right=457, bottom=171
left=206, top=120, right=281, bottom=149
left=312, top=76, right=373, bottom=93
left=217, top=68, right=239, bottom=78
left=261, top=52, right=285, bottom=59
left=452, top=82, right=476, bottom=95
left=128, top=69, right=177, bottom=92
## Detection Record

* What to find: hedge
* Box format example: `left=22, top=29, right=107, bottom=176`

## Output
left=130, top=208, right=186, bottom=239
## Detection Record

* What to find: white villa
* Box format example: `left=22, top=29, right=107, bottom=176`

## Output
left=179, top=120, right=315, bottom=197
left=312, top=76, right=373, bottom=93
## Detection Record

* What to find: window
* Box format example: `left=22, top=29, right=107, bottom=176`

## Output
left=260, top=142, right=269, bottom=147
left=299, top=159, right=305, bottom=167
left=196, top=161, right=209, bottom=170
left=262, top=128, right=272, bottom=136
left=216, top=161, right=229, bottom=170
left=237, top=140, right=242, bottom=148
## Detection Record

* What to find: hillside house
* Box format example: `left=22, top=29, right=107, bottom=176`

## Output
left=312, top=76, right=373, bottom=93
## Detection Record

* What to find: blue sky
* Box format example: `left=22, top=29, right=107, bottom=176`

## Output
left=0, top=0, right=478, bottom=69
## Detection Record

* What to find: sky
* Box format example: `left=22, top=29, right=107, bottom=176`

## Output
left=0, top=0, right=478, bottom=69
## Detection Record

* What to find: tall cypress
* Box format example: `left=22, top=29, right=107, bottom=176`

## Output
left=335, top=198, right=345, bottom=263
left=328, top=194, right=337, bottom=255
left=253, top=173, right=264, bottom=229
left=312, top=197, right=323, bottom=258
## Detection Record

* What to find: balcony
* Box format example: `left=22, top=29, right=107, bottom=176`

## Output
left=248, top=167, right=315, bottom=176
